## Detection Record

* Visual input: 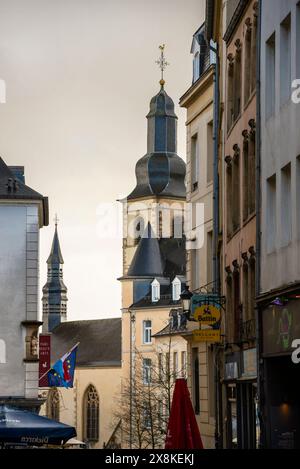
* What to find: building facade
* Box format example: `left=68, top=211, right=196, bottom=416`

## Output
left=258, top=0, right=300, bottom=449
left=221, top=0, right=258, bottom=449
left=0, top=156, right=48, bottom=411
left=119, top=76, right=188, bottom=448
left=179, top=22, right=217, bottom=449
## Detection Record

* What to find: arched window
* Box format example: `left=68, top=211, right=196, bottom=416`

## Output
left=83, top=385, right=99, bottom=442
left=134, top=216, right=145, bottom=246
left=47, top=388, right=60, bottom=421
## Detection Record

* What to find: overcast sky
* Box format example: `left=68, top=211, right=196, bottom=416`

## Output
left=0, top=0, right=204, bottom=321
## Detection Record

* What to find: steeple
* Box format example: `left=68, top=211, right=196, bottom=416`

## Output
left=42, top=219, right=67, bottom=332
left=47, top=215, right=64, bottom=265
left=127, top=46, right=186, bottom=201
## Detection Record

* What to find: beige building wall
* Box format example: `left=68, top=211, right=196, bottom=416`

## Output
left=40, top=365, right=121, bottom=448
left=180, top=66, right=216, bottom=449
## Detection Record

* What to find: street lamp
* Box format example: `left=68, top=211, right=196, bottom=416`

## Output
left=180, top=286, right=193, bottom=320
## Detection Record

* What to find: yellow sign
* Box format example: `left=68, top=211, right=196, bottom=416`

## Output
left=192, top=329, right=221, bottom=343
left=193, top=304, right=221, bottom=325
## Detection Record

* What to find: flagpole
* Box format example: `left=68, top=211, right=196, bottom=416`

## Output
left=39, top=342, right=80, bottom=382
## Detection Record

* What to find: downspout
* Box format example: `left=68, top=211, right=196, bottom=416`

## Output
left=211, top=41, right=221, bottom=449
left=129, top=309, right=132, bottom=449
left=255, top=0, right=263, bottom=449
left=212, top=43, right=220, bottom=296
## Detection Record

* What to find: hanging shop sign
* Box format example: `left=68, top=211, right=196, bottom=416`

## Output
left=192, top=329, right=221, bottom=343
left=191, top=294, right=223, bottom=343
left=193, top=304, right=221, bottom=325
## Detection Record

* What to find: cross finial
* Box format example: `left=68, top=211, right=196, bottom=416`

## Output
left=54, top=213, right=59, bottom=227
left=155, top=44, right=169, bottom=87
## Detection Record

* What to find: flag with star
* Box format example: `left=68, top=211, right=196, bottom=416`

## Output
left=47, top=343, right=78, bottom=388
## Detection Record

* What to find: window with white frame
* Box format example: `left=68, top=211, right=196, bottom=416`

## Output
left=143, top=403, right=151, bottom=429
left=172, top=277, right=181, bottom=301
left=143, top=320, right=152, bottom=344
left=191, top=134, right=199, bottom=191
left=173, top=352, right=178, bottom=377
left=151, top=278, right=160, bottom=302
left=143, top=358, right=152, bottom=385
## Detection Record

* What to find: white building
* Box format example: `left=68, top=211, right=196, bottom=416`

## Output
left=0, top=157, right=48, bottom=411
left=258, top=0, right=300, bottom=449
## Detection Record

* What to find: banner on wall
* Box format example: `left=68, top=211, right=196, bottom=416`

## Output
left=39, top=334, right=51, bottom=387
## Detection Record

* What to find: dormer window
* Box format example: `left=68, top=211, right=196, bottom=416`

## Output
left=172, top=277, right=181, bottom=301
left=151, top=278, right=160, bottom=303
left=193, top=51, right=200, bottom=82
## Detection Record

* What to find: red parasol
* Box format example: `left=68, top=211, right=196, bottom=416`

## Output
left=165, top=378, right=204, bottom=449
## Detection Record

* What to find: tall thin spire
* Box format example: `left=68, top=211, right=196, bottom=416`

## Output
left=47, top=216, right=64, bottom=265
left=42, top=221, right=67, bottom=332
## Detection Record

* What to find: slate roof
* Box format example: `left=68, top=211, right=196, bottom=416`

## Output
left=127, top=85, right=186, bottom=201
left=129, top=282, right=186, bottom=309
left=127, top=223, right=164, bottom=277
left=51, top=318, right=122, bottom=367
left=0, top=156, right=49, bottom=225
left=124, top=222, right=186, bottom=280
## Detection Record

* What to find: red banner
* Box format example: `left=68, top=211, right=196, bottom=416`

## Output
left=39, top=334, right=51, bottom=387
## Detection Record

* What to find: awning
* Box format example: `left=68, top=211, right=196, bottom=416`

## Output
left=0, top=405, right=76, bottom=446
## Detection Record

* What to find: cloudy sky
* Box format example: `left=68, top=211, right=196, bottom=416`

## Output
left=0, top=0, right=204, bottom=320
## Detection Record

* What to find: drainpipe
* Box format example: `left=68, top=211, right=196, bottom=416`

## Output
left=255, top=0, right=263, bottom=449
left=129, top=309, right=135, bottom=449
left=210, top=41, right=221, bottom=449
left=212, top=43, right=220, bottom=296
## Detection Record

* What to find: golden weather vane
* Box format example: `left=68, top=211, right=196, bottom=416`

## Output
left=155, top=44, right=169, bottom=87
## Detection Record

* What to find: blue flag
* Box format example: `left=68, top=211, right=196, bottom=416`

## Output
left=48, top=344, right=78, bottom=388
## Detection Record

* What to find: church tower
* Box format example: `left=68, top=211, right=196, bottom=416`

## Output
left=42, top=219, right=68, bottom=332
left=120, top=47, right=187, bottom=405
